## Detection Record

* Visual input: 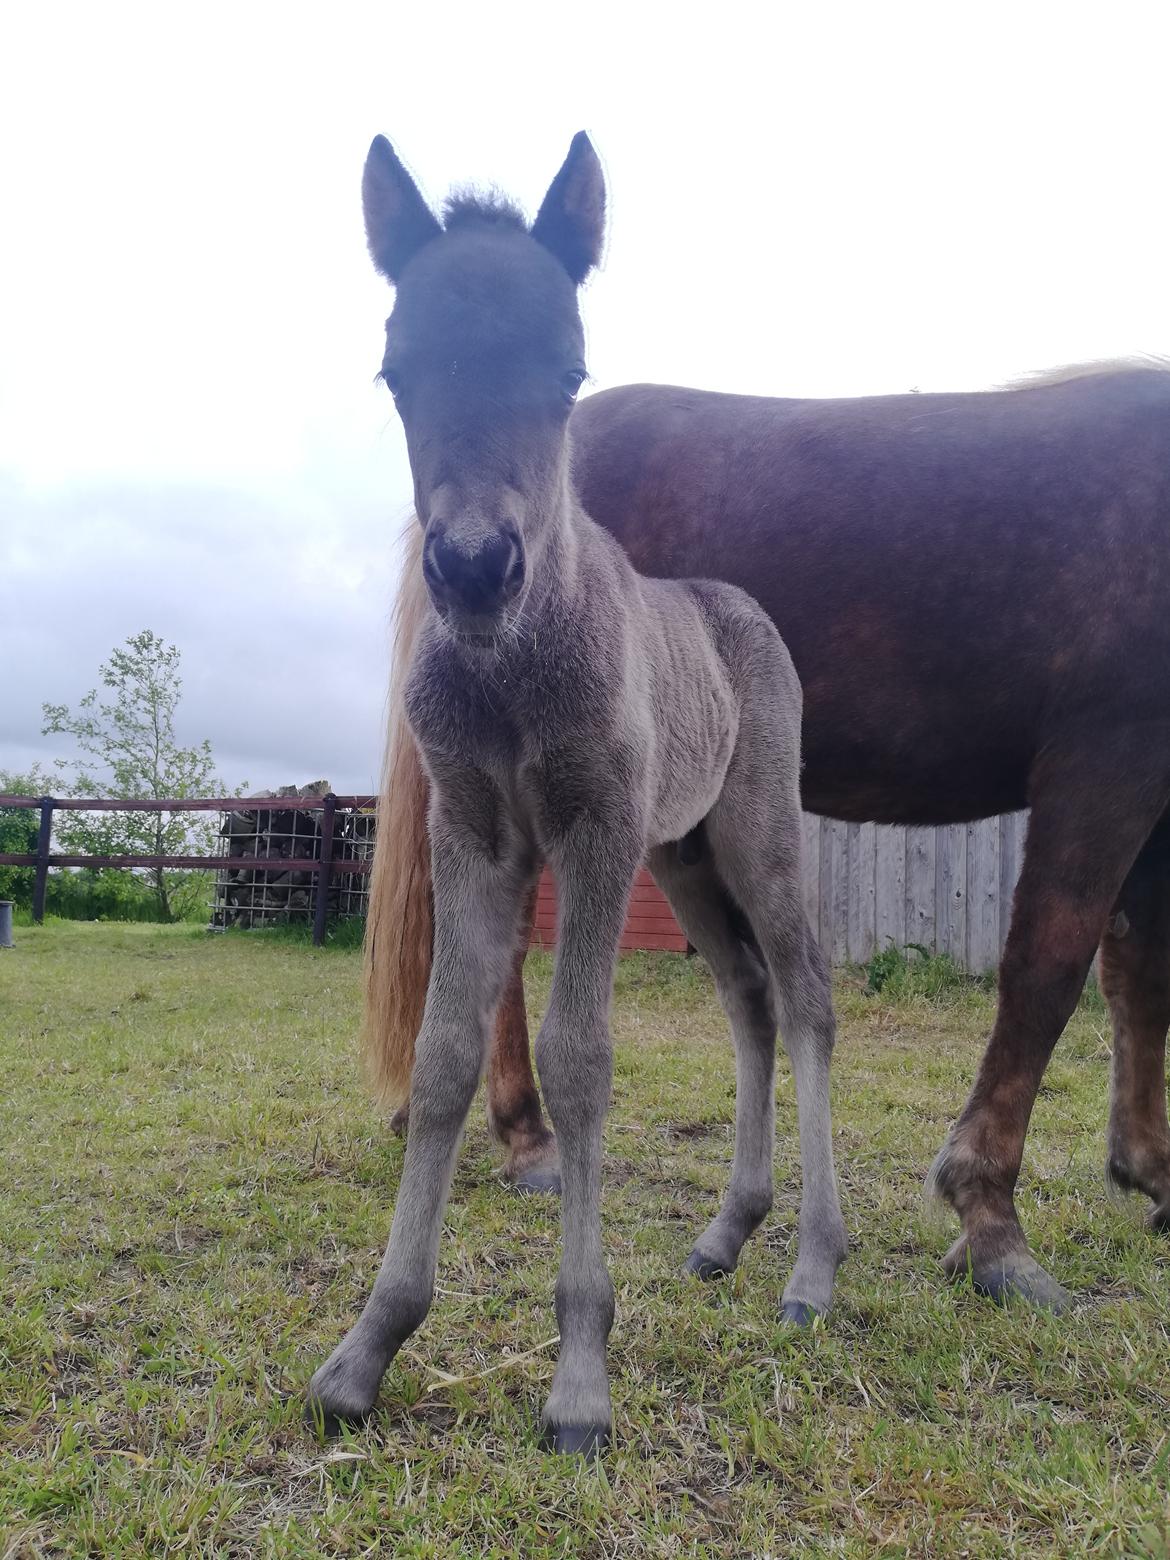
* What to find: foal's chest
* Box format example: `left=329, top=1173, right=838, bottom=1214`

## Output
left=405, top=631, right=614, bottom=793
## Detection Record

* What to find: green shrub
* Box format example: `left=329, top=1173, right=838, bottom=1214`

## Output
left=862, top=940, right=991, bottom=1001
left=10, top=868, right=212, bottom=924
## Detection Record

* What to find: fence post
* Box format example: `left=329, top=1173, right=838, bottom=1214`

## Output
left=32, top=796, right=55, bottom=924
left=313, top=794, right=337, bottom=948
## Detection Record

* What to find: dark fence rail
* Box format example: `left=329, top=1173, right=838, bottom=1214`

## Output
left=0, top=795, right=377, bottom=944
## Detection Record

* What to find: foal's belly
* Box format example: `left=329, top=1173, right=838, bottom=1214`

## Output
left=645, top=671, right=739, bottom=849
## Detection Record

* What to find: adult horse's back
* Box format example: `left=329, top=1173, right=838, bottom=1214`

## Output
left=367, top=363, right=1170, bottom=1307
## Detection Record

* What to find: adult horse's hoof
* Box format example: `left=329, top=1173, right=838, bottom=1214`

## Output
left=683, top=1249, right=733, bottom=1281
left=944, top=1238, right=1074, bottom=1312
left=540, top=1420, right=609, bottom=1459
left=779, top=1299, right=820, bottom=1327
left=514, top=1165, right=562, bottom=1196
left=501, top=1130, right=562, bottom=1196
left=1105, top=1154, right=1170, bottom=1234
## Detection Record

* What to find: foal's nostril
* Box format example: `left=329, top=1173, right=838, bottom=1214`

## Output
left=422, top=531, right=448, bottom=592
left=423, top=526, right=524, bottom=612
left=503, top=537, right=525, bottom=590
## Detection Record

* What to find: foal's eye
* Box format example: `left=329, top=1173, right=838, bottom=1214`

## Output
left=561, top=369, right=587, bottom=404
left=381, top=368, right=402, bottom=398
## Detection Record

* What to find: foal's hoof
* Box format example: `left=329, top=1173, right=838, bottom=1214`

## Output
left=304, top=1389, right=372, bottom=1440
left=514, top=1165, right=563, bottom=1196
left=944, top=1238, right=1074, bottom=1313
left=388, top=1102, right=410, bottom=1138
left=540, top=1420, right=610, bottom=1459
left=683, top=1248, right=734, bottom=1281
left=305, top=1352, right=381, bottom=1437
left=779, top=1300, right=820, bottom=1327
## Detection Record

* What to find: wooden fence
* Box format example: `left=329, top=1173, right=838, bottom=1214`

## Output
left=0, top=794, right=1031, bottom=970
left=800, top=812, right=1029, bottom=973
left=0, top=795, right=376, bottom=947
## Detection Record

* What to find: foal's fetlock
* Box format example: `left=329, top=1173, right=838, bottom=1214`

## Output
left=306, top=1334, right=391, bottom=1435
left=307, top=1283, right=431, bottom=1435
left=685, top=1188, right=771, bottom=1280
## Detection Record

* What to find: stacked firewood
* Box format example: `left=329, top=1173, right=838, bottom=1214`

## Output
left=211, top=782, right=373, bottom=929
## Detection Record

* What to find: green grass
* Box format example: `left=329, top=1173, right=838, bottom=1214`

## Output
left=2, top=924, right=1168, bottom=1557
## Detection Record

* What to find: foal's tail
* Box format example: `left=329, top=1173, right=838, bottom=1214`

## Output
left=361, top=524, right=434, bottom=1108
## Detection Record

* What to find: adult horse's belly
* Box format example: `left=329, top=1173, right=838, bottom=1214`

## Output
left=570, top=374, right=1170, bottom=828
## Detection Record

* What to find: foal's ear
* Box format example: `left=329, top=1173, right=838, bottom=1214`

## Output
left=362, top=135, right=442, bottom=282
left=531, top=132, right=606, bottom=284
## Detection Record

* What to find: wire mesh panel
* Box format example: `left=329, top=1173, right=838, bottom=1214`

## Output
left=211, top=783, right=375, bottom=930
left=336, top=808, right=376, bottom=920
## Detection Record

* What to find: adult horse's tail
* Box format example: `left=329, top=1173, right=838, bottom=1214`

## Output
left=361, top=525, right=433, bottom=1107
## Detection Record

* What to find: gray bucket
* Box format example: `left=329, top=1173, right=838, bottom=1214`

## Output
left=0, top=900, right=12, bottom=949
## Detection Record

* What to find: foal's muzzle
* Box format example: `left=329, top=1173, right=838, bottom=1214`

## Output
left=422, top=522, right=526, bottom=624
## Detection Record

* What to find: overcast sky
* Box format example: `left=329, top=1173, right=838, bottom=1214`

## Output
left=2, top=2, right=1167, bottom=794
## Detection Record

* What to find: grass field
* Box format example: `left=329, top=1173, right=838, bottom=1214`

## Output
left=2, top=923, right=1169, bottom=1557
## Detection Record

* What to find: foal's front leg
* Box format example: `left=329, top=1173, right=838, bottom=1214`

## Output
left=535, top=817, right=641, bottom=1456
left=306, top=793, right=533, bottom=1432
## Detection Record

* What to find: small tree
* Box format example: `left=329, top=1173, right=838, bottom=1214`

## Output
left=42, top=630, right=233, bottom=921
left=0, top=765, right=54, bottom=905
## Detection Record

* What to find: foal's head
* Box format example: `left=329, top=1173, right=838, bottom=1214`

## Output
left=362, top=134, right=606, bottom=641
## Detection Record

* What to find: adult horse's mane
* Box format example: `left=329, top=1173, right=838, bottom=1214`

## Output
left=1001, top=355, right=1170, bottom=390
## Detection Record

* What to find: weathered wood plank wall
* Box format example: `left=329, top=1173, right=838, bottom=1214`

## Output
left=533, top=812, right=1029, bottom=971
left=802, top=811, right=1029, bottom=972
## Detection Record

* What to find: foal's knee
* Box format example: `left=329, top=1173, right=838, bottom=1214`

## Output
left=535, top=1017, right=612, bottom=1118
left=410, top=1021, right=486, bottom=1124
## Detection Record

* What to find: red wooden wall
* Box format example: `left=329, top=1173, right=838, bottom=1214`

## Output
left=530, top=866, right=687, bottom=953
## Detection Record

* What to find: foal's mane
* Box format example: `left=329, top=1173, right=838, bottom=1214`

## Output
left=441, top=188, right=528, bottom=232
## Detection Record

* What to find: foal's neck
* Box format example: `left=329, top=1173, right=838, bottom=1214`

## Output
left=519, top=466, right=590, bottom=623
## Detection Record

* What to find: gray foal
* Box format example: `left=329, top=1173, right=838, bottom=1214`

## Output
left=307, top=132, right=847, bottom=1455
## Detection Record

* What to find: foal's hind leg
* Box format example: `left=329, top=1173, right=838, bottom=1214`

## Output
left=647, top=845, right=780, bottom=1282
left=306, top=795, right=534, bottom=1431
left=703, top=813, right=848, bottom=1322
left=929, top=731, right=1170, bottom=1308
left=1099, top=820, right=1170, bottom=1229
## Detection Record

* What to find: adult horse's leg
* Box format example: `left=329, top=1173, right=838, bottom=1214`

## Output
left=929, top=731, right=1170, bottom=1307
left=389, top=894, right=563, bottom=1194
left=486, top=888, right=562, bottom=1193
left=647, top=845, right=781, bottom=1281
left=307, top=803, right=534, bottom=1432
left=1100, top=819, right=1170, bottom=1229
left=535, top=822, right=640, bottom=1456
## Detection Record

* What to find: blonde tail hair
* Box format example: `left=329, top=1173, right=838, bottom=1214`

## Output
left=361, top=524, right=433, bottom=1107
